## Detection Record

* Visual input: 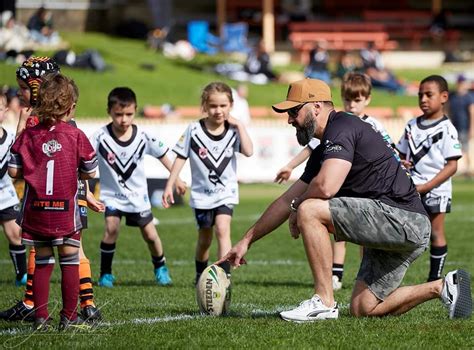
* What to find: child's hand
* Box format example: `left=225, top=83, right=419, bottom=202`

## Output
left=401, top=160, right=413, bottom=169
left=225, top=115, right=241, bottom=127
left=274, top=166, right=293, bottom=184
left=162, top=186, right=175, bottom=208
left=86, top=191, right=105, bottom=212
left=175, top=178, right=187, bottom=195
left=416, top=183, right=429, bottom=195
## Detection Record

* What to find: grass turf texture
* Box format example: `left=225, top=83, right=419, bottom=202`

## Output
left=0, top=180, right=473, bottom=348
left=0, top=32, right=460, bottom=119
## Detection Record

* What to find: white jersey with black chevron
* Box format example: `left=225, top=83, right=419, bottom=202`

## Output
left=90, top=123, right=168, bottom=212
left=173, top=119, right=241, bottom=209
left=396, top=116, right=462, bottom=198
left=0, top=128, right=19, bottom=210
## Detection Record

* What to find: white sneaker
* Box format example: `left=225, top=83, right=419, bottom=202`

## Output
left=280, top=295, right=338, bottom=322
left=441, top=269, right=472, bottom=319
left=332, top=276, right=342, bottom=291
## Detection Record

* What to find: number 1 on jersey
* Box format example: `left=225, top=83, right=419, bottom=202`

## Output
left=46, top=159, right=54, bottom=195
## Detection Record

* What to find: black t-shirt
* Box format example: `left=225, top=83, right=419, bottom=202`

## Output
left=300, top=111, right=427, bottom=216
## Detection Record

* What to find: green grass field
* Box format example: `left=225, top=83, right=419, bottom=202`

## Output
left=0, top=181, right=473, bottom=349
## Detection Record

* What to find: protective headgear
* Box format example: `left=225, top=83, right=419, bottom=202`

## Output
left=16, top=56, right=60, bottom=106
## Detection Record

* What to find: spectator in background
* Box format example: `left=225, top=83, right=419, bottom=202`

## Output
left=304, top=41, right=331, bottom=84
left=0, top=11, right=34, bottom=63
left=281, top=0, right=313, bottom=22
left=335, top=50, right=357, bottom=80
left=27, top=7, right=60, bottom=45
left=244, top=40, right=277, bottom=84
left=231, top=84, right=251, bottom=125
left=360, top=42, right=404, bottom=94
left=449, top=74, right=474, bottom=175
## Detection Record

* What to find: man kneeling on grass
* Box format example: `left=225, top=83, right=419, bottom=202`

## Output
left=218, top=78, right=472, bottom=321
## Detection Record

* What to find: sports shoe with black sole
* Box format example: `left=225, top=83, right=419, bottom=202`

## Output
left=33, top=317, right=52, bottom=331
left=441, top=269, right=472, bottom=319
left=0, top=301, right=35, bottom=322
left=58, top=315, right=92, bottom=331
left=81, top=305, right=102, bottom=323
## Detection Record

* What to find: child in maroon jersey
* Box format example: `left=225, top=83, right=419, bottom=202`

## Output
left=8, top=74, right=98, bottom=330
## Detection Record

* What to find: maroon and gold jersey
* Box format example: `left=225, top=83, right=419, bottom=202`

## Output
left=9, top=121, right=97, bottom=237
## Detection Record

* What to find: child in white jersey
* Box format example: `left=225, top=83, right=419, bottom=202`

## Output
left=162, top=82, right=253, bottom=283
left=0, top=92, right=26, bottom=287
left=396, top=75, right=462, bottom=282
left=275, top=73, right=394, bottom=290
left=90, top=87, right=186, bottom=288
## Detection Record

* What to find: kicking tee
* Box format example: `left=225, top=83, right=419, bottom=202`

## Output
left=173, top=119, right=241, bottom=209
left=0, top=128, right=19, bottom=210
left=9, top=121, right=97, bottom=237
left=396, top=116, right=462, bottom=198
left=90, top=124, right=168, bottom=212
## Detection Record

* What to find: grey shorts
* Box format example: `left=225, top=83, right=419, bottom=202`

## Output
left=329, top=197, right=431, bottom=300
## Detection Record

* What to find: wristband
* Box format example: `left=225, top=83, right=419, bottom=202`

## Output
left=289, top=198, right=299, bottom=212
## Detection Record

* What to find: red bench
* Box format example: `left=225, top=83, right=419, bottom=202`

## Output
left=289, top=31, right=397, bottom=64
left=362, top=10, right=460, bottom=48
left=289, top=21, right=386, bottom=33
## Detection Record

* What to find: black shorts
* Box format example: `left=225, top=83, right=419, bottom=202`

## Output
left=79, top=205, right=88, bottom=229
left=0, top=204, right=20, bottom=222
left=421, top=193, right=451, bottom=214
left=193, top=205, right=233, bottom=230
left=105, top=207, right=153, bottom=227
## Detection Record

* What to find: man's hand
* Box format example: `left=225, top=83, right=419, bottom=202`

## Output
left=216, top=239, right=249, bottom=268
left=288, top=211, right=300, bottom=239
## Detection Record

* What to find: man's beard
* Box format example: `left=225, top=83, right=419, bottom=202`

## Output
left=295, top=112, right=315, bottom=146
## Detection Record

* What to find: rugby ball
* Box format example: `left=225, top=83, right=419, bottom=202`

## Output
left=196, top=264, right=231, bottom=316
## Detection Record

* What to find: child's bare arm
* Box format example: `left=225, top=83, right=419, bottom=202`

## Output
left=162, top=156, right=187, bottom=208
left=227, top=116, right=253, bottom=157
left=159, top=154, right=187, bottom=196
left=274, top=146, right=312, bottom=184
left=85, top=181, right=105, bottom=212
left=416, top=159, right=458, bottom=194
left=8, top=167, right=23, bottom=179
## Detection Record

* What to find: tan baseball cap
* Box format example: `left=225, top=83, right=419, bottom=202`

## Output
left=272, top=78, right=332, bottom=113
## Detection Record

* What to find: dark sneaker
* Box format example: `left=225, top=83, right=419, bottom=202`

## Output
left=0, top=301, right=35, bottom=322
left=58, top=315, right=92, bottom=331
left=33, top=317, right=52, bottom=331
left=441, top=269, right=472, bottom=319
left=81, top=305, right=102, bottom=323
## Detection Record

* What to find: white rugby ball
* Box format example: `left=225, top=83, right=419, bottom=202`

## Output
left=196, top=264, right=231, bottom=316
